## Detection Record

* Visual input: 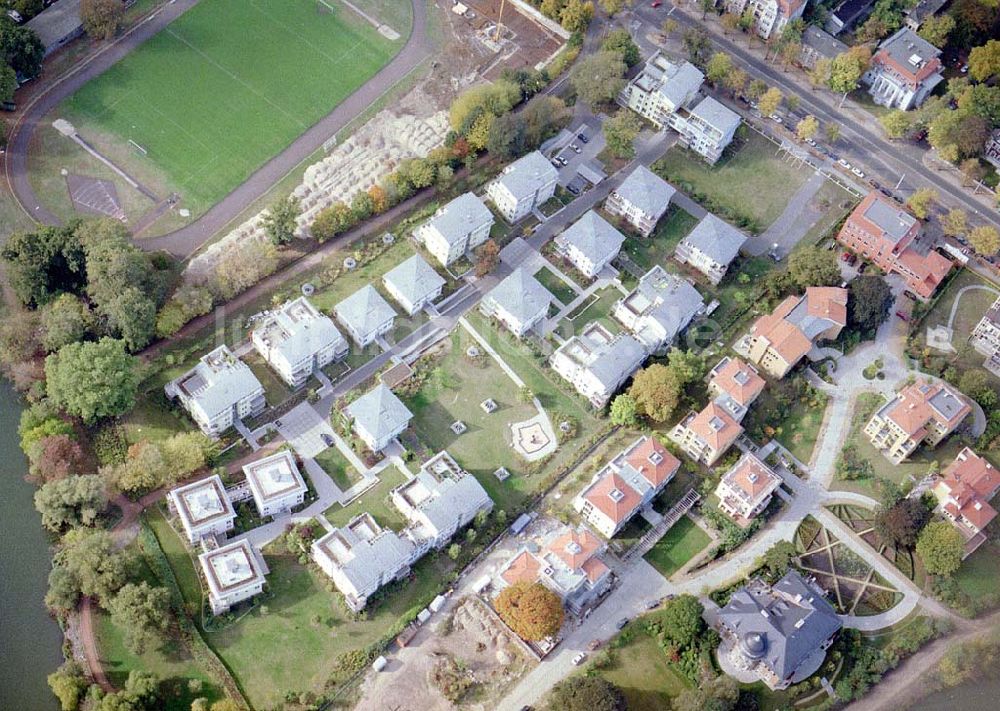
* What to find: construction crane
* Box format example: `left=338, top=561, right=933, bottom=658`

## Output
left=494, top=0, right=506, bottom=43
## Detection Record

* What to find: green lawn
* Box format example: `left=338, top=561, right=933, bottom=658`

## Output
left=400, top=328, right=543, bottom=513
left=653, top=130, right=811, bottom=232
left=52, top=0, right=404, bottom=217
left=743, top=387, right=828, bottom=465
left=619, top=206, right=699, bottom=271
left=643, top=516, right=711, bottom=578
left=560, top=286, right=621, bottom=336
left=146, top=507, right=203, bottom=611
left=313, top=445, right=361, bottom=491
left=598, top=629, right=691, bottom=711
left=243, top=351, right=294, bottom=406
left=324, top=465, right=409, bottom=531
left=955, top=542, right=1000, bottom=608
left=535, top=266, right=578, bottom=305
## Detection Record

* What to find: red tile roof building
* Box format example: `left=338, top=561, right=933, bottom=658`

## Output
left=933, top=448, right=1000, bottom=555
left=715, top=453, right=783, bottom=527
left=669, top=401, right=743, bottom=466
left=864, top=379, right=971, bottom=463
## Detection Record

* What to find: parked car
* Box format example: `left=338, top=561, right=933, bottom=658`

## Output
left=858, top=262, right=868, bottom=273
left=587, top=639, right=602, bottom=651
left=651, top=1, right=662, bottom=6
left=837, top=158, right=851, bottom=169
left=896, top=311, right=909, bottom=322
left=6, top=10, right=23, bottom=23
left=321, top=433, right=335, bottom=446
left=0, top=101, right=15, bottom=112
left=770, top=114, right=783, bottom=124
left=577, top=133, right=589, bottom=143
left=902, top=291, right=917, bottom=301
left=274, top=419, right=283, bottom=428
left=567, top=183, right=580, bottom=195
left=805, top=138, right=817, bottom=147
left=570, top=143, right=582, bottom=153
left=572, top=652, right=587, bottom=666
left=851, top=167, right=865, bottom=178
left=616, top=617, right=630, bottom=630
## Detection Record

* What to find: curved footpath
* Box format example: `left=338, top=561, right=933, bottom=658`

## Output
left=5, top=0, right=431, bottom=258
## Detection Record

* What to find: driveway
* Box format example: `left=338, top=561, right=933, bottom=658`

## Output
left=275, top=402, right=337, bottom=458
left=745, top=170, right=827, bottom=256
left=5, top=0, right=433, bottom=258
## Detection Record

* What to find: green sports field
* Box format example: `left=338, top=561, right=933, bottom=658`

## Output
left=57, top=0, right=404, bottom=215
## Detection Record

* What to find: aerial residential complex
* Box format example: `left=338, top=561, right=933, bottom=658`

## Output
left=550, top=323, right=646, bottom=407
left=415, top=192, right=494, bottom=267
left=742, top=287, right=848, bottom=379
left=168, top=475, right=237, bottom=545
left=612, top=265, right=704, bottom=353
left=837, top=192, right=952, bottom=300
left=345, top=382, right=413, bottom=453
left=864, top=379, right=971, bottom=463
left=242, top=450, right=309, bottom=518
left=669, top=401, right=744, bottom=466
left=498, top=524, right=613, bottom=614
left=725, top=0, right=806, bottom=40
left=485, top=150, right=558, bottom=223
left=198, top=539, right=269, bottom=615
left=715, top=453, right=783, bottom=526
left=716, top=571, right=842, bottom=690
left=251, top=296, right=348, bottom=388
left=553, top=210, right=625, bottom=278
left=334, top=284, right=398, bottom=347
left=480, top=267, right=553, bottom=338
left=165, top=345, right=267, bottom=436
left=674, top=213, right=748, bottom=285
left=933, top=448, right=1000, bottom=555
left=604, top=164, right=675, bottom=237
left=862, top=28, right=943, bottom=111
left=574, top=435, right=680, bottom=537
left=382, top=253, right=446, bottom=315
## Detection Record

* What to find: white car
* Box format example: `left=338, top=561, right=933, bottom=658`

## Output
left=770, top=114, right=783, bottom=124
left=837, top=158, right=851, bottom=169
left=851, top=167, right=865, bottom=178
left=572, top=652, right=587, bottom=666
left=805, top=138, right=817, bottom=147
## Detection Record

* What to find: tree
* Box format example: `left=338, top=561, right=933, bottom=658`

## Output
left=659, top=594, right=705, bottom=648
left=874, top=496, right=931, bottom=549
left=699, top=0, right=714, bottom=18
left=796, top=115, right=819, bottom=141
left=828, top=47, right=870, bottom=96
left=114, top=440, right=168, bottom=494
left=81, top=0, right=124, bottom=40
left=48, top=661, right=88, bottom=711
left=46, top=338, right=139, bottom=423
left=757, top=540, right=797, bottom=579
left=848, top=275, right=893, bottom=336
left=906, top=188, right=937, bottom=219
left=109, top=582, right=171, bottom=654
left=609, top=393, right=638, bottom=426
left=47, top=529, right=132, bottom=610
left=942, top=208, right=968, bottom=237
left=31, top=434, right=87, bottom=483
left=629, top=363, right=681, bottom=422
left=1, top=225, right=86, bottom=307
left=94, top=670, right=160, bottom=711
left=723, top=67, right=749, bottom=97
left=559, top=0, right=594, bottom=33
left=520, top=94, right=570, bottom=149
left=662, top=17, right=679, bottom=36
left=928, top=110, right=990, bottom=162
left=603, top=109, right=642, bottom=159
left=959, top=158, right=986, bottom=186
left=35, top=475, right=107, bottom=531
left=495, top=582, right=564, bottom=641
left=969, top=39, right=1000, bottom=82
left=788, top=245, right=840, bottom=289
left=706, top=52, right=734, bottom=86
left=682, top=28, right=711, bottom=66
left=958, top=368, right=998, bottom=409
left=780, top=41, right=802, bottom=70
left=570, top=51, right=627, bottom=107
left=601, top=28, right=639, bottom=67
left=486, top=112, right=527, bottom=159
left=825, top=122, right=841, bottom=142
left=447, top=543, right=461, bottom=560
left=0, top=20, right=45, bottom=78
left=918, top=14, right=955, bottom=47
left=102, top=286, right=157, bottom=352
left=546, top=677, right=626, bottom=711
left=916, top=521, right=964, bottom=576
left=262, top=196, right=301, bottom=246
left=968, top=225, right=1000, bottom=256
left=673, top=674, right=739, bottom=711
left=808, top=57, right=832, bottom=88
left=720, top=12, right=740, bottom=35
left=599, top=0, right=628, bottom=15
left=880, top=110, right=913, bottom=139
left=475, top=239, right=500, bottom=278
left=311, top=202, right=354, bottom=242
left=746, top=79, right=768, bottom=102
left=0, top=63, right=15, bottom=104
left=41, top=294, right=93, bottom=352
left=758, top=86, right=783, bottom=117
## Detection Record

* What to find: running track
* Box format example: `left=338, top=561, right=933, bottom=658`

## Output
left=4, top=0, right=431, bottom=258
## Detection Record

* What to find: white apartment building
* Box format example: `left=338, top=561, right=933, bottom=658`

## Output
left=479, top=267, right=552, bottom=338
left=674, top=213, right=747, bottom=285
left=345, top=383, right=413, bottom=452
left=199, top=539, right=268, bottom=615
left=619, top=52, right=704, bottom=128
left=242, top=450, right=309, bottom=518
left=612, top=265, right=704, bottom=353
left=168, top=475, right=236, bottom=544
left=604, top=165, right=676, bottom=237
left=550, top=322, right=646, bottom=408
left=334, top=285, right=397, bottom=347
left=414, top=192, right=494, bottom=266
left=970, top=296, right=1000, bottom=375
left=382, top=253, right=446, bottom=316
left=715, top=453, right=783, bottom=526
left=669, top=97, right=742, bottom=165
left=485, top=151, right=558, bottom=223
left=312, top=513, right=416, bottom=612
left=165, top=345, right=266, bottom=437
left=862, top=28, right=944, bottom=110
left=725, top=0, right=806, bottom=40
left=553, top=210, right=626, bottom=278
left=251, top=296, right=348, bottom=388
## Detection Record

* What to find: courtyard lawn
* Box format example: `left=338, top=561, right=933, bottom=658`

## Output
left=95, top=611, right=223, bottom=711
left=242, top=351, right=294, bottom=406
left=53, top=0, right=404, bottom=217
left=535, top=266, right=578, bottom=305
left=743, top=387, right=827, bottom=465
left=955, top=542, right=1000, bottom=610
left=121, top=393, right=191, bottom=446
left=560, top=286, right=621, bottom=336
left=653, top=129, right=811, bottom=232
left=400, top=328, right=543, bottom=513
left=324, top=465, right=409, bottom=531
left=313, top=445, right=361, bottom=491
left=146, top=507, right=203, bottom=610
left=206, top=551, right=440, bottom=709
left=619, top=206, right=698, bottom=272
left=598, top=629, right=691, bottom=711
left=643, top=515, right=711, bottom=578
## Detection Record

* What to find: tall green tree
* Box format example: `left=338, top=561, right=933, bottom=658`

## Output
left=601, top=28, right=640, bottom=67
left=547, top=677, right=626, bottom=711
left=34, top=475, right=107, bottom=531
left=81, top=0, right=124, bottom=40
left=603, top=110, right=642, bottom=159
left=848, top=275, right=893, bottom=336
left=916, top=521, right=964, bottom=576
left=45, top=338, right=140, bottom=423
left=570, top=51, right=627, bottom=107
left=46, top=529, right=132, bottom=611
left=262, top=195, right=301, bottom=246
left=40, top=294, right=93, bottom=352
left=658, top=594, right=705, bottom=648
left=1, top=225, right=86, bottom=307
left=108, top=582, right=172, bottom=654
left=969, top=39, right=1000, bottom=82
left=629, top=363, right=682, bottom=422
left=787, top=245, right=841, bottom=289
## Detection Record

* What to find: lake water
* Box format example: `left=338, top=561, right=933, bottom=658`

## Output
left=909, top=678, right=1000, bottom=710
left=0, top=381, right=64, bottom=710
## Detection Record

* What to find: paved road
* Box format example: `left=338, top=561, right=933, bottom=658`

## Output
left=5, top=0, right=432, bottom=258
left=630, top=4, right=1000, bottom=230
